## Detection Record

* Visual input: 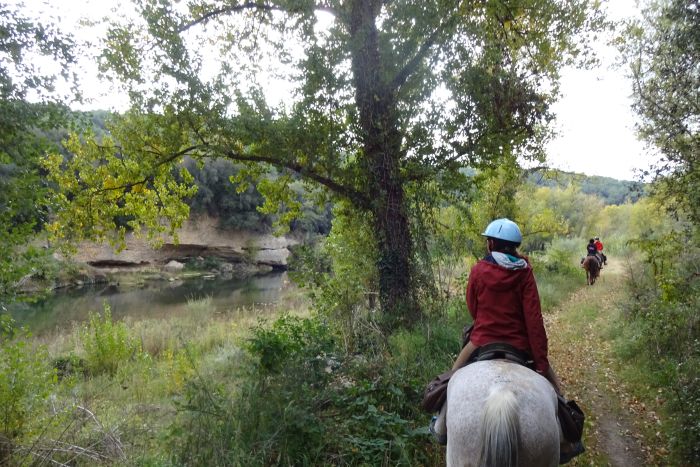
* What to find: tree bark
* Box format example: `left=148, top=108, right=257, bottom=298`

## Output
left=348, top=0, right=420, bottom=327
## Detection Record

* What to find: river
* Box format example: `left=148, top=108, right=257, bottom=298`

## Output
left=9, top=271, right=303, bottom=336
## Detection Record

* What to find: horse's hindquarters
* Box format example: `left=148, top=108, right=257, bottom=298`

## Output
left=446, top=361, right=560, bottom=467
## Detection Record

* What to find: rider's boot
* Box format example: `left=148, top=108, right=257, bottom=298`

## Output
left=429, top=403, right=447, bottom=445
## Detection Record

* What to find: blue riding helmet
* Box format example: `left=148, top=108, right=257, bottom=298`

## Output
left=482, top=218, right=523, bottom=243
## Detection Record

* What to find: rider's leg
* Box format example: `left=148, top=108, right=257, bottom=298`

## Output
left=452, top=341, right=477, bottom=370
left=430, top=341, right=478, bottom=444
left=546, top=364, right=586, bottom=463
left=430, top=400, right=448, bottom=444
left=544, top=365, right=563, bottom=396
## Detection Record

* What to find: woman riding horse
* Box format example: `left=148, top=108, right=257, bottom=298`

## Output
left=430, top=218, right=584, bottom=464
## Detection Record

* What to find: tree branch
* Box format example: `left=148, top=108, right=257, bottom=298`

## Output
left=178, top=3, right=279, bottom=32
left=82, top=144, right=201, bottom=195
left=389, top=6, right=460, bottom=91
left=225, top=150, right=371, bottom=209
left=178, top=2, right=338, bottom=33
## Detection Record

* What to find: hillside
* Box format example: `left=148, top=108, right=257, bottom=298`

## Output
left=527, top=169, right=645, bottom=205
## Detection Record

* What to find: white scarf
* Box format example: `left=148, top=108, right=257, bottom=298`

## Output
left=491, top=251, right=527, bottom=270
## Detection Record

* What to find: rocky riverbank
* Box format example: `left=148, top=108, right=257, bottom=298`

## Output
left=22, top=216, right=300, bottom=293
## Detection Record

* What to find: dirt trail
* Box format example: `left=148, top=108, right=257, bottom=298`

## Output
left=546, top=260, right=664, bottom=466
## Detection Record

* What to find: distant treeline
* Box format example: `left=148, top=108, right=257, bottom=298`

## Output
left=527, top=170, right=645, bottom=205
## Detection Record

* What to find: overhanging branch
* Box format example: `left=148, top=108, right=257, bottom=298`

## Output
left=81, top=143, right=202, bottom=195
left=225, top=150, right=371, bottom=209
left=178, top=2, right=338, bottom=33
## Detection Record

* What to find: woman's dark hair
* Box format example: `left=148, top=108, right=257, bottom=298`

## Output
left=589, top=238, right=595, bottom=244
left=488, top=237, right=521, bottom=254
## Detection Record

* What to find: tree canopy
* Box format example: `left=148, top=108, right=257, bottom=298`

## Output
left=46, top=0, right=604, bottom=326
left=622, top=0, right=700, bottom=225
left=0, top=3, right=79, bottom=304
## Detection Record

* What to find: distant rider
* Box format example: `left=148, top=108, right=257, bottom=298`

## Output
left=594, top=236, right=607, bottom=266
left=586, top=238, right=598, bottom=257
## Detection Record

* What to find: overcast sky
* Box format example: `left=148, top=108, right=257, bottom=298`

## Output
left=546, top=0, right=650, bottom=181
left=28, top=0, right=650, bottom=182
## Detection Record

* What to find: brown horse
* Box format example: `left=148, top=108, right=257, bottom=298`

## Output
left=582, top=256, right=600, bottom=285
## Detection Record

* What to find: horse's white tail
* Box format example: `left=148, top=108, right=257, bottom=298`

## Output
left=476, top=388, right=519, bottom=467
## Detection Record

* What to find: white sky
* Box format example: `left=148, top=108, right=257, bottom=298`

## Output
left=545, top=0, right=650, bottom=181
left=25, top=0, right=650, bottom=181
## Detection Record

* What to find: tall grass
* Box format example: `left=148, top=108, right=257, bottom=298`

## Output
left=530, top=237, right=583, bottom=312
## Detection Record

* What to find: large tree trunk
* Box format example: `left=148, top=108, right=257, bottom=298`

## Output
left=349, top=0, right=421, bottom=327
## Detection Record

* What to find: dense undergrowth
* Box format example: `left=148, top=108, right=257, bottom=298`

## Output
left=611, top=233, right=700, bottom=464
left=0, top=241, right=584, bottom=466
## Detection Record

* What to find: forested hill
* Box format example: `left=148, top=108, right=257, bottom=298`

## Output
left=527, top=169, right=644, bottom=205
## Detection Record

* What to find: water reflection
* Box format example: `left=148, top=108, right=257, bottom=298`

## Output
left=10, top=272, right=299, bottom=335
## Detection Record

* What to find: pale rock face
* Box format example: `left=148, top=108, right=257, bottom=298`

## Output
left=164, top=260, right=185, bottom=271
left=64, top=215, right=299, bottom=269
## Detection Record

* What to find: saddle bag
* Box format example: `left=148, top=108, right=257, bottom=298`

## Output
left=420, top=368, right=457, bottom=413
left=558, top=395, right=585, bottom=442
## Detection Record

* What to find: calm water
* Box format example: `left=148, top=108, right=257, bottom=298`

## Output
left=10, top=272, right=300, bottom=335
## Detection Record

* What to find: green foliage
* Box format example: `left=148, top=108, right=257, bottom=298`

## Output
left=172, top=313, right=453, bottom=466
left=0, top=315, right=57, bottom=440
left=613, top=206, right=700, bottom=463
left=416, top=203, right=473, bottom=311
left=246, top=314, right=335, bottom=374
left=79, top=305, right=141, bottom=377
left=0, top=4, right=79, bottom=307
left=460, top=164, right=522, bottom=258
left=530, top=237, right=580, bottom=275
left=184, top=157, right=273, bottom=232
left=290, top=202, right=380, bottom=347
left=526, top=184, right=604, bottom=238
left=47, top=0, right=605, bottom=323
left=621, top=0, right=700, bottom=226
left=184, top=157, right=332, bottom=234
left=594, top=197, right=669, bottom=243
left=43, top=113, right=199, bottom=252
left=173, top=314, right=336, bottom=465
left=529, top=237, right=584, bottom=312
left=516, top=183, right=570, bottom=252
left=171, top=268, right=587, bottom=465
left=527, top=169, right=643, bottom=205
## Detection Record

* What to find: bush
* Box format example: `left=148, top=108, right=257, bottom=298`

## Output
left=245, top=314, right=336, bottom=374
left=0, top=315, right=56, bottom=443
left=530, top=237, right=581, bottom=275
left=615, top=236, right=700, bottom=464
left=79, top=305, right=141, bottom=376
left=528, top=238, right=583, bottom=312
left=171, top=313, right=448, bottom=466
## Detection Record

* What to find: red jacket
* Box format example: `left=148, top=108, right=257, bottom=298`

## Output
left=594, top=240, right=603, bottom=252
left=466, top=258, right=550, bottom=374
